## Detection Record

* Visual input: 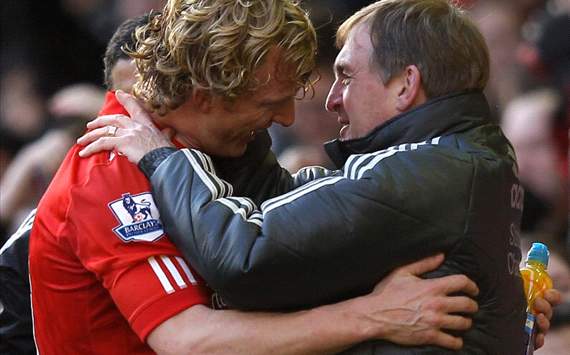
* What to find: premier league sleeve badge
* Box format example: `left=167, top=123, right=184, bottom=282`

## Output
left=108, top=192, right=165, bottom=242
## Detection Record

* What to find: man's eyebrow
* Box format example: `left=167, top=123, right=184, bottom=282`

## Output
left=334, top=61, right=350, bottom=75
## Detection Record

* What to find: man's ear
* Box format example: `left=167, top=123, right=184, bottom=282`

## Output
left=191, top=89, right=213, bottom=113
left=395, top=65, right=426, bottom=111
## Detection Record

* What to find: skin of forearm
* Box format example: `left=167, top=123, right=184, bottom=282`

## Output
left=149, top=300, right=374, bottom=355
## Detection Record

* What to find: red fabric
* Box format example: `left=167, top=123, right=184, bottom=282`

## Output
left=29, top=92, right=211, bottom=354
left=100, top=91, right=129, bottom=116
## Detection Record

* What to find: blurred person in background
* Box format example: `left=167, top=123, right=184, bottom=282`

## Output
left=502, top=90, right=567, bottom=245
left=0, top=0, right=164, bottom=243
left=0, top=14, right=142, bottom=354
left=506, top=3, right=570, bottom=353
left=469, top=1, right=524, bottom=117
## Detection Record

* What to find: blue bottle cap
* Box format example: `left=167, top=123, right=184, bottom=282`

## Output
left=526, top=242, right=549, bottom=267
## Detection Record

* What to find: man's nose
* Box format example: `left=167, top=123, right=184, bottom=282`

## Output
left=325, top=84, right=340, bottom=113
left=273, top=100, right=295, bottom=127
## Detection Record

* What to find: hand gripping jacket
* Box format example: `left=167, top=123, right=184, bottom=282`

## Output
left=139, top=91, right=527, bottom=354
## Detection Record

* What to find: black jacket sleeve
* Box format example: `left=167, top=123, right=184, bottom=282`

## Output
left=139, top=130, right=335, bottom=205
left=148, top=146, right=470, bottom=310
left=0, top=210, right=36, bottom=355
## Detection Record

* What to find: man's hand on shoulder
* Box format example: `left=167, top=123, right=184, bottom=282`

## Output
left=77, top=91, right=174, bottom=163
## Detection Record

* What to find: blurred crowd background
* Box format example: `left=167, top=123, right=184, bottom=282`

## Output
left=1, top=0, right=568, bottom=352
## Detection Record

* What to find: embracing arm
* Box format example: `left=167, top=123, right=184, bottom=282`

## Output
left=148, top=146, right=463, bottom=309
left=136, top=129, right=336, bottom=206
left=147, top=255, right=477, bottom=354
left=147, top=304, right=363, bottom=355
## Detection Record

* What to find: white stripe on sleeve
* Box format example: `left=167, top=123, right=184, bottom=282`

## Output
left=261, top=176, right=344, bottom=215
left=217, top=198, right=263, bottom=227
left=161, top=256, right=187, bottom=289
left=148, top=256, right=175, bottom=294
left=175, top=257, right=198, bottom=285
left=182, top=149, right=219, bottom=200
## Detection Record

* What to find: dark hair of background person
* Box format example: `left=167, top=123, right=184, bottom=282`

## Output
left=103, top=13, right=156, bottom=90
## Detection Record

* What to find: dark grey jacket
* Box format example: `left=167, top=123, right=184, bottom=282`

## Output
left=0, top=210, right=36, bottom=355
left=140, top=91, right=527, bottom=354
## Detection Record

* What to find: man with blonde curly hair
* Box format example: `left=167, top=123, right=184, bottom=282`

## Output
left=27, top=1, right=489, bottom=354
left=127, top=0, right=318, bottom=157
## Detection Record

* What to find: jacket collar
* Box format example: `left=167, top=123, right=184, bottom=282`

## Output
left=324, top=90, right=491, bottom=168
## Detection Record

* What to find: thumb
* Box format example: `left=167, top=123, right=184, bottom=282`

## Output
left=395, top=253, right=444, bottom=276
left=115, top=90, right=152, bottom=125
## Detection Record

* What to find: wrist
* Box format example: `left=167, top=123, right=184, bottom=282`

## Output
left=346, top=294, right=390, bottom=341
left=315, top=296, right=383, bottom=347
left=138, top=147, right=178, bottom=178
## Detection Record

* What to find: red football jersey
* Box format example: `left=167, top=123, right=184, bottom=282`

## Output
left=29, top=92, right=211, bottom=354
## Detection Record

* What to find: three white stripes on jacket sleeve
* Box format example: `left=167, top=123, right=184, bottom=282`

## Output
left=178, top=137, right=442, bottom=226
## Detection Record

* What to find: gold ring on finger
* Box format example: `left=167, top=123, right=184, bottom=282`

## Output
left=108, top=126, right=118, bottom=137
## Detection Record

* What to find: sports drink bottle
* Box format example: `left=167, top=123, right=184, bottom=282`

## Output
left=520, top=242, right=553, bottom=355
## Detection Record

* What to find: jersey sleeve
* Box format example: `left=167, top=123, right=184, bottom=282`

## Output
left=65, top=150, right=211, bottom=341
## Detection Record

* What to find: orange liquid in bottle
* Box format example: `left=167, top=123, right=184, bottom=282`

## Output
left=520, top=243, right=553, bottom=355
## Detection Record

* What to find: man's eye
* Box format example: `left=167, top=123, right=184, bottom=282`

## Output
left=341, top=78, right=351, bottom=85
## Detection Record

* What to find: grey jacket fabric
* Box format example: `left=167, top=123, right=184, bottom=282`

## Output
left=140, top=91, right=527, bottom=354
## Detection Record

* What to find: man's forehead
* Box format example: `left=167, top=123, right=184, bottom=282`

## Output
left=334, top=25, right=371, bottom=72
left=253, top=57, right=298, bottom=100
left=254, top=79, right=298, bottom=104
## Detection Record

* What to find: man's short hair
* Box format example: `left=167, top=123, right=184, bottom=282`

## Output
left=130, top=0, right=317, bottom=114
left=337, top=0, right=490, bottom=98
left=103, top=14, right=153, bottom=90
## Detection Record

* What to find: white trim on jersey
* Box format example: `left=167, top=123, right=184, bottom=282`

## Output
left=160, top=256, right=187, bottom=289
left=148, top=256, right=175, bottom=294
left=148, top=256, right=200, bottom=293
left=175, top=257, right=197, bottom=285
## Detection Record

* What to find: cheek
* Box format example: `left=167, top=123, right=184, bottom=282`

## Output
left=343, top=87, right=365, bottom=119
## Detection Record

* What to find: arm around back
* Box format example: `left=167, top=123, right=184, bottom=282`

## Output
left=146, top=254, right=479, bottom=354
left=150, top=146, right=471, bottom=309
